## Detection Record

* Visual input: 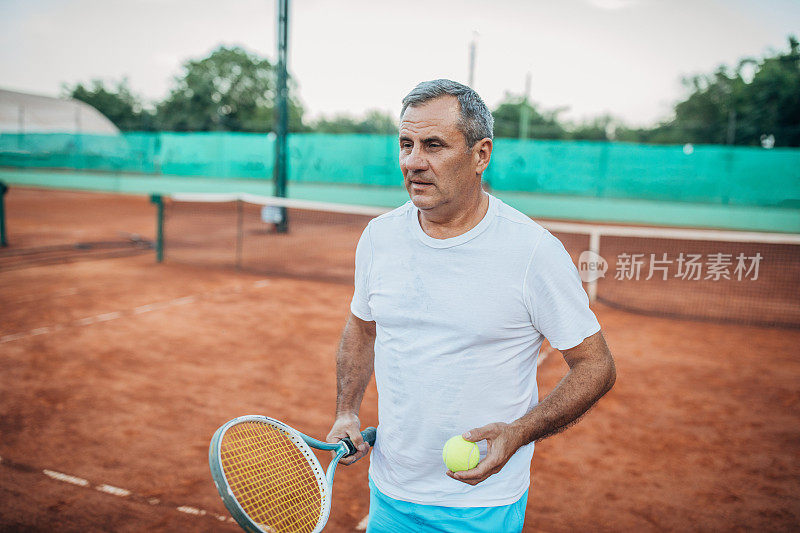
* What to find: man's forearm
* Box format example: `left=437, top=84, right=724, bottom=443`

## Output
left=450, top=333, right=615, bottom=486
left=335, top=314, right=376, bottom=418
left=511, top=333, right=616, bottom=445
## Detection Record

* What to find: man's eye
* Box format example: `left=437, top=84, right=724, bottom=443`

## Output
left=401, top=142, right=412, bottom=149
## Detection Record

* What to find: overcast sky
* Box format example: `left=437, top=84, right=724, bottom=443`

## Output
left=1, top=0, right=798, bottom=126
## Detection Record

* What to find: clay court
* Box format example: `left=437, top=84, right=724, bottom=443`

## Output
left=2, top=187, right=799, bottom=532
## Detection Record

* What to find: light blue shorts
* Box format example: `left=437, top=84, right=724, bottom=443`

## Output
left=366, top=477, right=529, bottom=533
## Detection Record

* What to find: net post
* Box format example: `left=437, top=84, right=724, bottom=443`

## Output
left=150, top=194, right=164, bottom=262
left=235, top=199, right=243, bottom=270
left=274, top=0, right=290, bottom=234
left=0, top=181, right=8, bottom=247
left=587, top=230, right=601, bottom=302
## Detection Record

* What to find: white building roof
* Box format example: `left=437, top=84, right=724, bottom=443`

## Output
left=0, top=88, right=119, bottom=134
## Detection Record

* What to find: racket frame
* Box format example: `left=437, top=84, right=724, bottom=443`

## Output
left=209, top=415, right=362, bottom=533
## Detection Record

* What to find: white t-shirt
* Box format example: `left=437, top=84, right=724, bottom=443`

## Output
left=350, top=194, right=601, bottom=507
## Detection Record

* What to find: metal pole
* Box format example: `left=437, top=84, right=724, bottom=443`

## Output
left=274, top=0, right=290, bottom=233
left=235, top=199, right=243, bottom=269
left=587, top=230, right=601, bottom=302
left=520, top=72, right=531, bottom=140
left=468, top=32, right=478, bottom=87
left=0, top=182, right=8, bottom=247
left=150, top=194, right=164, bottom=262
left=17, top=105, right=24, bottom=150
left=726, top=109, right=737, bottom=145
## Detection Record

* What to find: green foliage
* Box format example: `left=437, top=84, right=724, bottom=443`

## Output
left=614, top=123, right=683, bottom=144
left=312, top=110, right=397, bottom=134
left=490, top=36, right=799, bottom=147
left=156, top=45, right=305, bottom=132
left=491, top=94, right=566, bottom=139
left=646, top=35, right=800, bottom=146
left=65, top=79, right=155, bottom=131
left=65, top=36, right=798, bottom=146
left=564, top=114, right=618, bottom=142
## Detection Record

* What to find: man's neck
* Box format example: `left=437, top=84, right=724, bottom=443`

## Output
left=418, top=190, right=490, bottom=240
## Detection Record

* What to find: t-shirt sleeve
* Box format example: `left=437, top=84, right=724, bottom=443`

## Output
left=524, top=231, right=601, bottom=350
left=350, top=223, right=374, bottom=321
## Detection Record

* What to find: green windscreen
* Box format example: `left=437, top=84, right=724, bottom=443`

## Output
left=1, top=132, right=798, bottom=208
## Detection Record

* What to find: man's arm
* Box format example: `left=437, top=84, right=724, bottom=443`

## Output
left=326, top=312, right=377, bottom=465
left=449, top=330, right=616, bottom=485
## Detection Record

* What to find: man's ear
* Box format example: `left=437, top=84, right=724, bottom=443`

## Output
left=474, top=138, right=493, bottom=174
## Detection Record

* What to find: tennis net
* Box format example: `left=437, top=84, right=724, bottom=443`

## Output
left=157, top=193, right=383, bottom=283
left=157, top=193, right=800, bottom=328
left=546, top=222, right=800, bottom=328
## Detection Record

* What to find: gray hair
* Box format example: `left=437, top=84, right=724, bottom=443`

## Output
left=400, top=79, right=494, bottom=147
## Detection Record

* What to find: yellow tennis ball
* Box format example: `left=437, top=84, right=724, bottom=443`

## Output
left=442, top=435, right=479, bottom=472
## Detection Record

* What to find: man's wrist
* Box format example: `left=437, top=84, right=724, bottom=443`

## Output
left=508, top=415, right=541, bottom=447
left=335, top=409, right=360, bottom=421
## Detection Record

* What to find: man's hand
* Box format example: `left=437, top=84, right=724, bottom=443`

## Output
left=326, top=413, right=371, bottom=465
left=448, top=332, right=616, bottom=485
left=446, top=422, right=525, bottom=485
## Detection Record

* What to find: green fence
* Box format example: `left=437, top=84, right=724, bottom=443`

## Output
left=484, top=139, right=800, bottom=208
left=1, top=132, right=798, bottom=208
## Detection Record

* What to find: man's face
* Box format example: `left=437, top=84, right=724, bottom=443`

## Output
left=399, top=96, right=479, bottom=212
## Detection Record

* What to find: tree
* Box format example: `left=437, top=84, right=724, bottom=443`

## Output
left=156, top=45, right=305, bottom=132
left=491, top=94, right=566, bottom=139
left=614, top=122, right=682, bottom=144
left=312, top=109, right=397, bottom=134
left=656, top=35, right=800, bottom=146
left=64, top=79, right=154, bottom=131
left=737, top=35, right=800, bottom=146
left=566, top=114, right=620, bottom=142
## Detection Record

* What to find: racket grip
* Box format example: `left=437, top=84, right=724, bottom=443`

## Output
left=342, top=426, right=377, bottom=457
left=361, top=426, right=377, bottom=447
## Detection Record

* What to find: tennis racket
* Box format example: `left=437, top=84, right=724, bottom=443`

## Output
left=209, top=415, right=377, bottom=533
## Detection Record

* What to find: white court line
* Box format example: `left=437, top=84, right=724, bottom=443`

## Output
left=0, top=279, right=273, bottom=345
left=95, top=312, right=122, bottom=322
left=0, top=332, right=26, bottom=343
left=96, top=484, right=131, bottom=497
left=176, top=506, right=206, bottom=516
left=176, top=506, right=233, bottom=523
left=43, top=470, right=89, bottom=487
left=132, top=303, right=157, bottom=314
left=0, top=460, right=231, bottom=524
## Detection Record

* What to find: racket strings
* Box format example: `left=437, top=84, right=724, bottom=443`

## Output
left=221, top=422, right=324, bottom=533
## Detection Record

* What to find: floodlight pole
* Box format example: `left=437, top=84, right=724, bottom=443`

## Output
left=520, top=72, right=531, bottom=140
left=274, top=0, right=290, bottom=233
left=468, top=32, right=478, bottom=87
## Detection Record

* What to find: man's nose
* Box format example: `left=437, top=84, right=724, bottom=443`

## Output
left=403, top=146, right=429, bottom=172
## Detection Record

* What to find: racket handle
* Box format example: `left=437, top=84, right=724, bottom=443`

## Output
left=361, top=426, right=377, bottom=447
left=342, top=426, right=377, bottom=457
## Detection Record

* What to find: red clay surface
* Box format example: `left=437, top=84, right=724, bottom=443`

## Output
left=1, top=187, right=799, bottom=532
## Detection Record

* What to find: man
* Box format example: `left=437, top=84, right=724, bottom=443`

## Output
left=327, top=79, right=616, bottom=532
